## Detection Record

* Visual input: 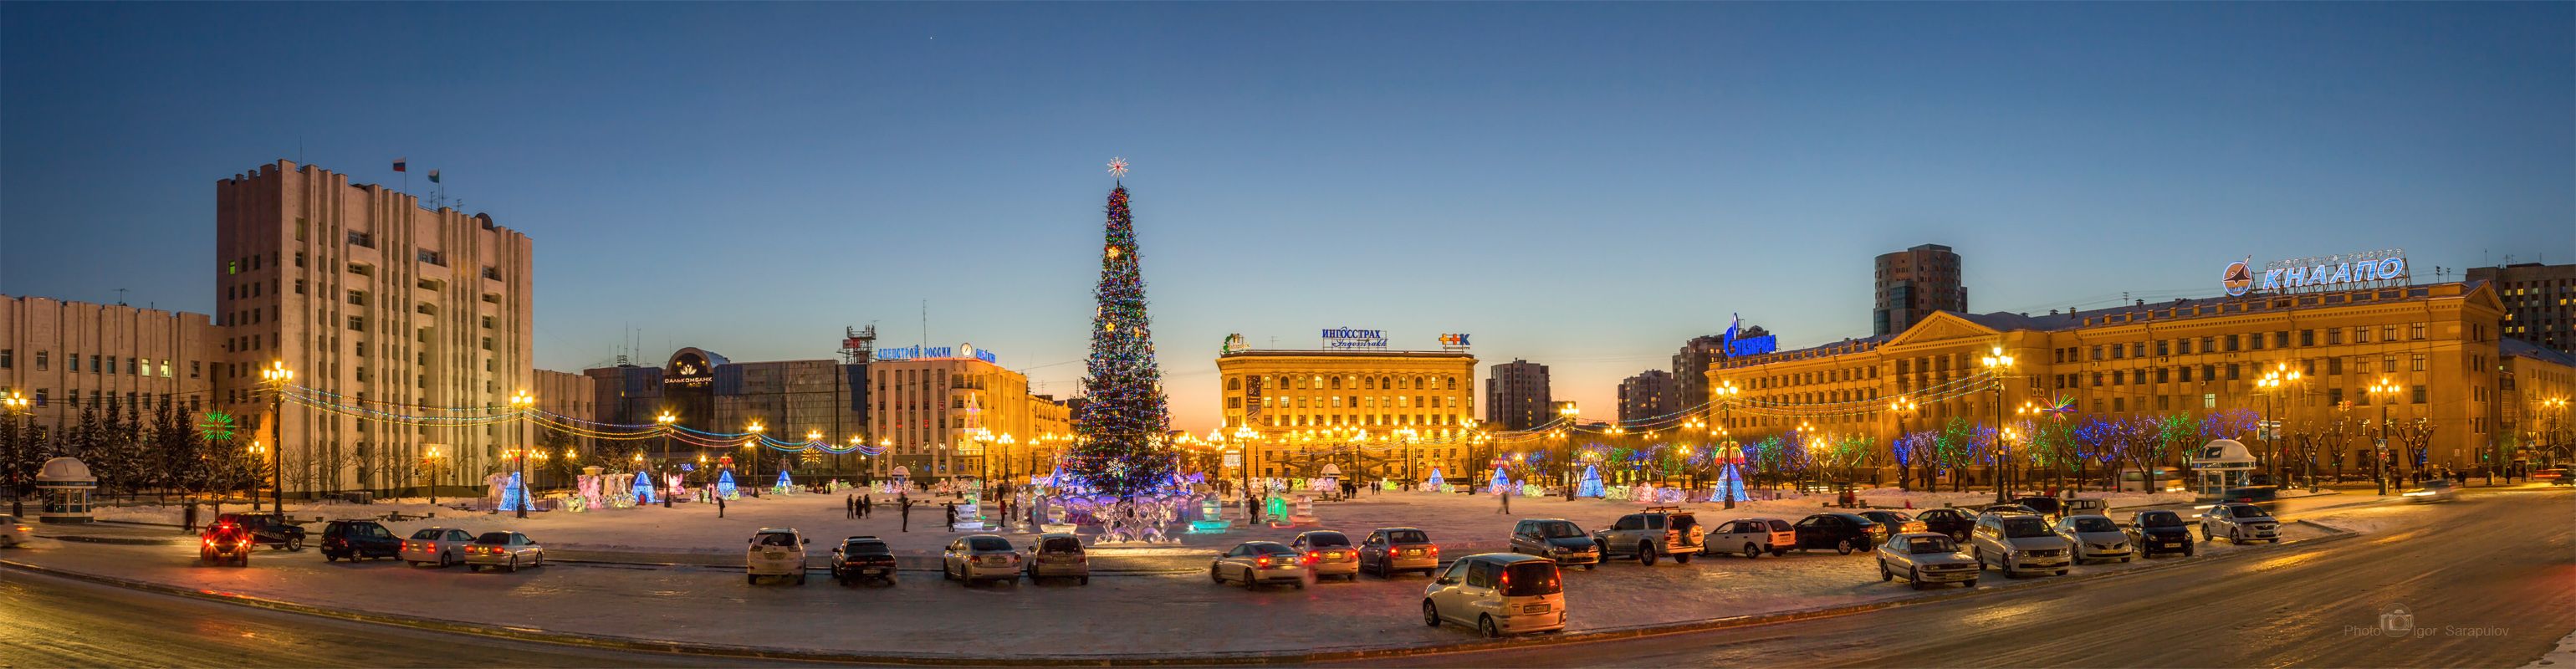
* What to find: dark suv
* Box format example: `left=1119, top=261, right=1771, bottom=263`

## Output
left=215, top=513, right=306, bottom=551
left=831, top=536, right=898, bottom=585
left=1791, top=513, right=1886, bottom=554
left=1917, top=508, right=1976, bottom=541
left=321, top=519, right=402, bottom=562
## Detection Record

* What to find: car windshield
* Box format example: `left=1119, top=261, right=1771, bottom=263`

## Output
left=967, top=537, right=1012, bottom=552
left=2001, top=518, right=2052, bottom=539
left=1255, top=544, right=1299, bottom=555
left=1906, top=537, right=1956, bottom=554
left=2231, top=506, right=2271, bottom=518
left=475, top=532, right=509, bottom=544
left=1305, top=534, right=1350, bottom=548
left=1534, top=522, right=1585, bottom=539
left=2069, top=518, right=2118, bottom=533
left=409, top=529, right=445, bottom=540
left=847, top=540, right=888, bottom=554
left=1040, top=537, right=1082, bottom=553
left=2139, top=512, right=2185, bottom=528
left=758, top=533, right=799, bottom=547
left=1384, top=530, right=1429, bottom=544
left=1874, top=512, right=1913, bottom=523
left=1500, top=561, right=1561, bottom=596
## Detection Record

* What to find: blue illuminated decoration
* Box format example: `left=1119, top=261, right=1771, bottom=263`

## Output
left=1321, top=328, right=1388, bottom=349
left=1577, top=465, right=1604, bottom=498
left=716, top=469, right=737, bottom=498
left=631, top=470, right=657, bottom=504
left=499, top=472, right=529, bottom=512
left=874, top=342, right=999, bottom=364
left=1722, top=314, right=1777, bottom=357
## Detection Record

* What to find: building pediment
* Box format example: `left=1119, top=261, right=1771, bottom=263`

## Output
left=1883, top=312, right=2002, bottom=348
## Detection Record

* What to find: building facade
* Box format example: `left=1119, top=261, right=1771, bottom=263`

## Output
left=215, top=161, right=535, bottom=498
left=2468, top=263, right=2576, bottom=355
left=1618, top=369, right=1680, bottom=423
left=0, top=296, right=221, bottom=438
left=1873, top=243, right=1967, bottom=336
left=1715, top=282, right=2507, bottom=477
left=1485, top=359, right=1551, bottom=431
left=2502, top=339, right=2575, bottom=466
left=1218, top=350, right=1478, bottom=482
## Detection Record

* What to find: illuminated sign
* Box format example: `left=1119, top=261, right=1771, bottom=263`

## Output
left=1321, top=328, right=1388, bottom=350
left=2223, top=249, right=2408, bottom=297
left=1721, top=314, right=1776, bottom=357
left=1438, top=334, right=1471, bottom=350
left=874, top=343, right=999, bottom=364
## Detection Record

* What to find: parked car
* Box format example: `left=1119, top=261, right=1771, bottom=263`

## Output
left=1359, top=528, right=1439, bottom=578
left=1858, top=510, right=1928, bottom=534
left=0, top=514, right=29, bottom=548
left=1704, top=517, right=1795, bottom=558
left=319, top=519, right=403, bottom=562
left=1791, top=513, right=1886, bottom=555
left=199, top=520, right=254, bottom=566
left=831, top=536, right=897, bottom=585
left=463, top=531, right=544, bottom=573
left=401, top=527, right=478, bottom=567
left=1592, top=508, right=1705, bottom=565
left=2538, top=468, right=2572, bottom=486
left=1211, top=540, right=1306, bottom=590
left=2012, top=496, right=2064, bottom=518
left=1916, top=508, right=1977, bottom=541
left=2200, top=503, right=2280, bottom=544
left=1969, top=513, right=2072, bottom=578
left=747, top=528, right=811, bottom=585
left=1422, top=553, right=1566, bottom=637
left=2053, top=514, right=2134, bottom=564
left=1290, top=530, right=1362, bottom=582
left=1876, top=532, right=1980, bottom=590
left=942, top=534, right=1021, bottom=585
left=2061, top=498, right=2110, bottom=518
left=1508, top=518, right=1600, bottom=569
left=2403, top=480, right=2460, bottom=503
left=215, top=513, right=305, bottom=551
left=2124, top=510, right=2195, bottom=558
left=1979, top=503, right=2038, bottom=518
left=1025, top=533, right=1089, bottom=585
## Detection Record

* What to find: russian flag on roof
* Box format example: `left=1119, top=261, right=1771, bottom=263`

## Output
left=392, top=157, right=406, bottom=172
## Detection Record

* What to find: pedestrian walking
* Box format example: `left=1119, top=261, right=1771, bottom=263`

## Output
left=861, top=493, right=871, bottom=518
left=900, top=498, right=912, bottom=533
left=1499, top=489, right=1511, bottom=514
left=717, top=493, right=727, bottom=518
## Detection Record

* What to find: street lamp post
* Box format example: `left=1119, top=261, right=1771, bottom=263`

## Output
left=1557, top=403, right=1580, bottom=500
left=2368, top=378, right=2400, bottom=496
left=509, top=390, right=534, bottom=518
left=745, top=420, right=766, bottom=497
left=261, top=361, right=294, bottom=512
left=425, top=446, right=443, bottom=505
left=1889, top=397, right=1919, bottom=491
left=657, top=411, right=677, bottom=508
left=1980, top=346, right=2016, bottom=503
left=2257, top=364, right=2303, bottom=490
left=3, top=391, right=28, bottom=517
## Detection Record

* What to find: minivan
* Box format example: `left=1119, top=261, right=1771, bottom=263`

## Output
left=1423, top=553, right=1566, bottom=636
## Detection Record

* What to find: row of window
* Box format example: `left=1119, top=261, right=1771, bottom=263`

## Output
left=1255, top=413, right=1465, bottom=427
left=0, top=350, right=192, bottom=378
left=0, top=387, right=202, bottom=413
left=1228, top=374, right=1461, bottom=391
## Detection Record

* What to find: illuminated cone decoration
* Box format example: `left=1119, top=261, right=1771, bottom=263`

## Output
left=1069, top=184, right=1176, bottom=497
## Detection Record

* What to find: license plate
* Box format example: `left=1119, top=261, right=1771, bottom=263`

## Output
left=765, top=551, right=783, bottom=559
left=1404, top=549, right=1422, bottom=556
left=1525, top=603, right=1551, bottom=614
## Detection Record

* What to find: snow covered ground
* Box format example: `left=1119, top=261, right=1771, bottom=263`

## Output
left=84, top=488, right=2194, bottom=558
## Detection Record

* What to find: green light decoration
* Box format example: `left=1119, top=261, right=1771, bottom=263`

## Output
left=1067, top=166, right=1178, bottom=498
left=197, top=411, right=237, bottom=442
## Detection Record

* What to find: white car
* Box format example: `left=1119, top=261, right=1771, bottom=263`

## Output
left=463, top=531, right=544, bottom=573
left=1876, top=532, right=1980, bottom=590
left=401, top=527, right=478, bottom=567
left=942, top=534, right=1022, bottom=585
left=1422, top=553, right=1566, bottom=637
left=2052, top=515, right=2134, bottom=564
left=2200, top=503, right=2280, bottom=544
left=0, top=514, right=30, bottom=548
left=1970, top=513, right=2073, bottom=578
left=747, top=528, right=810, bottom=585
left=1705, top=517, right=1797, bottom=559
left=1211, top=541, right=1306, bottom=590
left=2404, top=480, right=2460, bottom=503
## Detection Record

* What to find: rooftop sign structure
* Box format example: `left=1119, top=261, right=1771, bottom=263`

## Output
left=876, top=343, right=999, bottom=364
left=1321, top=328, right=1388, bottom=350
left=2225, top=249, right=2408, bottom=297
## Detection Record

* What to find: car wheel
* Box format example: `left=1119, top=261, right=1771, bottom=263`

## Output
left=1292, top=580, right=1305, bottom=590
left=2055, top=569, right=2067, bottom=576
left=286, top=537, right=303, bottom=552
left=470, top=564, right=483, bottom=573
left=2200, top=525, right=2211, bottom=541
left=1771, top=548, right=1788, bottom=557
left=325, top=553, right=338, bottom=563
left=1479, top=615, right=1500, bottom=638
left=2006, top=566, right=2023, bottom=580
left=1423, top=600, right=1442, bottom=627
left=2230, top=529, right=2241, bottom=544
left=2183, top=546, right=2195, bottom=557
left=533, top=554, right=543, bottom=568
left=1909, top=569, right=1927, bottom=590
left=1675, top=551, right=1694, bottom=564
left=1638, top=543, right=1658, bottom=566
left=1837, top=539, right=1856, bottom=555
left=1878, top=561, right=1894, bottom=581
left=1211, top=566, right=1224, bottom=585
left=1241, top=568, right=1256, bottom=590
left=508, top=557, right=519, bottom=573
left=1965, top=579, right=1978, bottom=588
left=1080, top=577, right=1090, bottom=585
left=1974, top=548, right=1987, bottom=569
left=1745, top=543, right=1761, bottom=559
left=748, top=574, right=759, bottom=585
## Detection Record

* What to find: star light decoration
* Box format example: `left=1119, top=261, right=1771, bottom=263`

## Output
left=1107, top=156, right=1129, bottom=178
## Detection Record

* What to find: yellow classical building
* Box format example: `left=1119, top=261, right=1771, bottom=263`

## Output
left=1708, top=282, right=2508, bottom=477
left=1215, top=349, right=1478, bottom=482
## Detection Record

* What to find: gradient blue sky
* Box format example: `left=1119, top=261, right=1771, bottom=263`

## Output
left=5, top=3, right=2570, bottom=430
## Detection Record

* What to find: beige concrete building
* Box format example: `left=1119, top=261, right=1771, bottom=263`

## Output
left=2502, top=339, right=2576, bottom=465
left=215, top=160, right=535, bottom=498
left=867, top=348, right=1054, bottom=482
left=1216, top=350, right=1478, bottom=482
left=0, top=295, right=221, bottom=437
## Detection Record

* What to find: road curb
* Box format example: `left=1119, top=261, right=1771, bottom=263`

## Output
left=0, top=523, right=2367, bottom=666
left=33, top=534, right=187, bottom=546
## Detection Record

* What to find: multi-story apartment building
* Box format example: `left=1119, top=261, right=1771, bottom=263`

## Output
left=2468, top=263, right=2576, bottom=355
left=214, top=160, right=535, bottom=498
left=1715, top=282, right=2506, bottom=475
left=1618, top=369, right=1680, bottom=423
left=1218, top=349, right=1478, bottom=481
left=0, top=296, right=221, bottom=437
left=1873, top=243, right=1967, bottom=336
left=2502, top=339, right=2575, bottom=466
left=1485, top=359, right=1551, bottom=431
left=867, top=345, right=1055, bottom=482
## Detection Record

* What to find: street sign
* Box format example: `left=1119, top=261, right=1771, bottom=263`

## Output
left=1223, top=452, right=1242, bottom=468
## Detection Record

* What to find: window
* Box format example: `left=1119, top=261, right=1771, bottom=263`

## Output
left=2274, top=332, right=2289, bottom=348
left=2328, top=357, right=2343, bottom=375
left=33, top=350, right=45, bottom=370
left=2155, top=340, right=2170, bottom=357
left=417, top=249, right=444, bottom=266
left=2354, top=327, right=2370, bottom=344
left=89, top=355, right=100, bottom=373
left=2251, top=334, right=2266, bottom=350
left=348, top=290, right=367, bottom=307
left=2328, top=388, right=2343, bottom=405
left=0, top=349, right=9, bottom=369
left=2410, top=323, right=2425, bottom=340
left=2384, top=355, right=2397, bottom=373
left=2226, top=364, right=2240, bottom=380
left=347, top=230, right=374, bottom=248
left=2327, top=329, right=2342, bottom=345
left=2226, top=334, right=2241, bottom=352
left=2300, top=329, right=2314, bottom=347
left=2383, top=325, right=2397, bottom=341
left=348, top=316, right=365, bottom=331
left=2090, top=345, right=2103, bottom=360
left=2110, top=345, right=2124, bottom=360
left=2410, top=354, right=2425, bottom=371
left=2411, top=386, right=2427, bottom=404
left=2132, top=343, right=2145, bottom=358
left=2092, top=372, right=2103, bottom=387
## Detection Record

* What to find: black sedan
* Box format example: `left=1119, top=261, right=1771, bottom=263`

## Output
left=1791, top=513, right=1887, bottom=554
left=1916, top=508, right=1975, bottom=541
left=2124, top=510, right=2195, bottom=557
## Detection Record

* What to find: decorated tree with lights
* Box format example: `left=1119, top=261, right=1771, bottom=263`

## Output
left=1069, top=160, right=1177, bottom=498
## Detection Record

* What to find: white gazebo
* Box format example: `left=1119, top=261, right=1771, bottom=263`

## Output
left=34, top=457, right=96, bottom=523
left=2186, top=439, right=2259, bottom=500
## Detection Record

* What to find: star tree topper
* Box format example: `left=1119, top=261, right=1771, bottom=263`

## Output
left=1107, top=156, right=1129, bottom=178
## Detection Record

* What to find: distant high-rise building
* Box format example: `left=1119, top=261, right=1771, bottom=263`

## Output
left=1486, top=359, right=1552, bottom=431
left=1874, top=243, right=1967, bottom=336
left=1617, top=370, right=1679, bottom=423
left=2468, top=263, right=2576, bottom=355
left=1673, top=334, right=1725, bottom=411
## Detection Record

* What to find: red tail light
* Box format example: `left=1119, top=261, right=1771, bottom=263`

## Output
left=1429, top=545, right=1440, bottom=555
left=1256, top=556, right=1272, bottom=567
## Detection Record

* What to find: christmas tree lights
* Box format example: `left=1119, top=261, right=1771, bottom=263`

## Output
left=1067, top=179, right=1177, bottom=498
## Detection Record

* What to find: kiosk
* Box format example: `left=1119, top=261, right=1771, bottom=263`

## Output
left=34, top=457, right=95, bottom=523
left=2187, top=439, right=2259, bottom=500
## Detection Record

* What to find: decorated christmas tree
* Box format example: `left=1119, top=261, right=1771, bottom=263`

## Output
left=1068, top=160, right=1176, bottom=498
left=1577, top=464, right=1605, bottom=498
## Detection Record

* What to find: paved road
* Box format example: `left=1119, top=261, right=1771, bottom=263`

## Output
left=1365, top=488, right=2575, bottom=668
